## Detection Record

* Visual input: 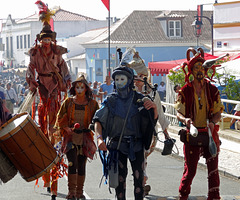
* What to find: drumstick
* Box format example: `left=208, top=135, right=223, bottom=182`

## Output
left=17, top=92, right=31, bottom=113
left=17, top=90, right=37, bottom=113
left=207, top=120, right=217, bottom=157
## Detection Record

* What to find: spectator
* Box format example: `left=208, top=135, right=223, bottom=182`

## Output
left=99, top=76, right=114, bottom=100
left=92, top=81, right=100, bottom=102
left=88, top=81, right=92, bottom=88
left=174, top=84, right=181, bottom=102
left=17, top=80, right=24, bottom=103
left=0, top=91, right=5, bottom=101
left=174, top=84, right=184, bottom=127
left=98, top=82, right=103, bottom=102
left=158, top=81, right=166, bottom=101
left=0, top=82, right=6, bottom=98
left=5, top=82, right=18, bottom=114
left=12, top=81, right=18, bottom=96
left=0, top=97, right=12, bottom=126
left=18, top=82, right=29, bottom=106
left=0, top=90, right=6, bottom=107
left=230, top=104, right=240, bottom=130
left=174, top=84, right=181, bottom=94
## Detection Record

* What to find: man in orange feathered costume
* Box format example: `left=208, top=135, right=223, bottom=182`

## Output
left=26, top=1, right=71, bottom=200
left=175, top=48, right=224, bottom=200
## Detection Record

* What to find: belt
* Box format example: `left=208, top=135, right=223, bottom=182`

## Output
left=74, top=129, right=91, bottom=134
left=112, top=136, right=141, bottom=143
left=187, top=127, right=208, bottom=133
left=38, top=73, right=54, bottom=77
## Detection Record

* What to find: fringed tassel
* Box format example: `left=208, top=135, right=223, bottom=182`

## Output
left=31, top=97, right=36, bottom=120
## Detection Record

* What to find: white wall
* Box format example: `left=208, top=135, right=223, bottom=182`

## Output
left=1, top=16, right=107, bottom=68
left=214, top=2, right=240, bottom=51
left=54, top=20, right=108, bottom=38
left=214, top=2, right=240, bottom=23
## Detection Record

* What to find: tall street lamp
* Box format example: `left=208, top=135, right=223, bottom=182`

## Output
left=192, top=18, right=202, bottom=47
left=192, top=14, right=214, bottom=55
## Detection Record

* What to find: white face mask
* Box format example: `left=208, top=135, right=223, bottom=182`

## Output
left=75, top=82, right=86, bottom=97
left=115, top=74, right=128, bottom=89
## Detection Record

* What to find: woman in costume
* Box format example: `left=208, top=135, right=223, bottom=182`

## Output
left=55, top=75, right=99, bottom=200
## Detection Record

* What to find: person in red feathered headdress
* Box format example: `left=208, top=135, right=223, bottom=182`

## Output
left=175, top=47, right=225, bottom=200
left=26, top=1, right=71, bottom=200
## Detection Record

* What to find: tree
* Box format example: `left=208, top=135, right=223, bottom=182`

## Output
left=167, top=57, right=240, bottom=114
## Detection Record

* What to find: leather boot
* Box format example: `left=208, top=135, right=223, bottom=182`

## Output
left=144, top=185, right=151, bottom=196
left=76, top=175, right=85, bottom=200
left=66, top=174, right=77, bottom=200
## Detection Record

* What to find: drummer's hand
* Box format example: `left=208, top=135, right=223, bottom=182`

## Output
left=97, top=137, right=108, bottom=151
left=29, top=81, right=39, bottom=93
left=64, top=127, right=73, bottom=136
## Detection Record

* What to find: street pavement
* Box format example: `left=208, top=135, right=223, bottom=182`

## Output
left=1, top=108, right=240, bottom=199
left=163, top=124, right=240, bottom=180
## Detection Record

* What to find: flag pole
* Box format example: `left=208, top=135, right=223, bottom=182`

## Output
left=108, top=0, right=111, bottom=77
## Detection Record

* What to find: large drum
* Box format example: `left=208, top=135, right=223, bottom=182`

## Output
left=0, top=112, right=59, bottom=182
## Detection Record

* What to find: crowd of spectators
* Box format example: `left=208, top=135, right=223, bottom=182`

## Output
left=0, top=75, right=29, bottom=114
left=0, top=74, right=115, bottom=115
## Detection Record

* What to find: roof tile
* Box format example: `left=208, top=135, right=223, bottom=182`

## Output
left=108, top=10, right=212, bottom=43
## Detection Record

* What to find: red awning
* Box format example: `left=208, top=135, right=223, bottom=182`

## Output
left=149, top=53, right=218, bottom=76
left=214, top=52, right=240, bottom=61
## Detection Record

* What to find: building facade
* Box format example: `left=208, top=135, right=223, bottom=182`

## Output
left=214, top=1, right=240, bottom=53
left=81, top=10, right=212, bottom=84
left=0, top=8, right=108, bottom=70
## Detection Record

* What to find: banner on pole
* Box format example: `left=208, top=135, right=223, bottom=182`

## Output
left=197, top=4, right=203, bottom=36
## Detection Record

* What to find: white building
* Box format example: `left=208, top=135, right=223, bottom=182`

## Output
left=0, top=8, right=108, bottom=69
left=214, top=1, right=240, bottom=53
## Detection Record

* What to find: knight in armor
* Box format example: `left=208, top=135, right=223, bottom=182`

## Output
left=93, top=66, right=158, bottom=200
